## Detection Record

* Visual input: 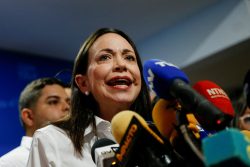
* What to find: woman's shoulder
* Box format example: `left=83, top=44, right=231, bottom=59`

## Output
left=34, top=124, right=68, bottom=139
left=31, top=125, right=74, bottom=158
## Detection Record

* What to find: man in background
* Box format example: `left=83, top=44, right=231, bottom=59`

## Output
left=0, top=77, right=70, bottom=167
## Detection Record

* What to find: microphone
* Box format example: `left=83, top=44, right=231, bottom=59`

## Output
left=151, top=97, right=211, bottom=141
left=191, top=80, right=235, bottom=138
left=111, top=110, right=184, bottom=167
left=151, top=98, right=207, bottom=166
left=192, top=80, right=235, bottom=118
left=91, top=138, right=119, bottom=167
left=151, top=98, right=178, bottom=140
left=202, top=128, right=250, bottom=167
left=143, top=59, right=230, bottom=131
left=143, top=59, right=189, bottom=100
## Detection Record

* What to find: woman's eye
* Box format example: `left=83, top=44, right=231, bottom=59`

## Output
left=125, top=55, right=136, bottom=61
left=99, top=54, right=111, bottom=61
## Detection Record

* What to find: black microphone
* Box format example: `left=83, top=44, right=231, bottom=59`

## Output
left=91, top=138, right=119, bottom=167
left=143, top=59, right=230, bottom=131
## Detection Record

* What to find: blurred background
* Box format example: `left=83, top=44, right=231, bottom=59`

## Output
left=0, top=0, right=249, bottom=156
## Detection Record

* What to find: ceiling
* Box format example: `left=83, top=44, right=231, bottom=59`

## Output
left=0, top=0, right=221, bottom=61
left=0, top=0, right=248, bottom=98
left=183, top=38, right=250, bottom=98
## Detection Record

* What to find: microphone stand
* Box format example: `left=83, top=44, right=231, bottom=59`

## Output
left=174, top=108, right=205, bottom=167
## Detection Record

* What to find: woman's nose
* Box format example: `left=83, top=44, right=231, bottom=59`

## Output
left=113, top=56, right=127, bottom=72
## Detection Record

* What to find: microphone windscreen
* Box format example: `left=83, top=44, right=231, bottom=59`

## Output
left=151, top=98, right=177, bottom=138
left=202, top=128, right=250, bottom=167
left=111, top=110, right=150, bottom=144
left=143, top=59, right=189, bottom=99
left=193, top=80, right=235, bottom=118
left=111, top=110, right=164, bottom=144
left=111, top=111, right=180, bottom=167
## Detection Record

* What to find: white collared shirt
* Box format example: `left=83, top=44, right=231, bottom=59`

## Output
left=27, top=116, right=115, bottom=167
left=0, top=136, right=32, bottom=167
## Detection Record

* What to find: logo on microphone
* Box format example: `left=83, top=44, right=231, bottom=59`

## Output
left=155, top=60, right=178, bottom=68
left=206, top=88, right=229, bottom=99
left=116, top=124, right=138, bottom=161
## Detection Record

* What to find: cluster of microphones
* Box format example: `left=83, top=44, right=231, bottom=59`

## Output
left=91, top=59, right=250, bottom=167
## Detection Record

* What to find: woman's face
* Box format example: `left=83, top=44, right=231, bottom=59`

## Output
left=78, top=33, right=141, bottom=114
left=239, top=106, right=250, bottom=131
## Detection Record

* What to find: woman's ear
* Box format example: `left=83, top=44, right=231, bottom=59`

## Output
left=21, top=108, right=34, bottom=127
left=75, top=74, right=90, bottom=94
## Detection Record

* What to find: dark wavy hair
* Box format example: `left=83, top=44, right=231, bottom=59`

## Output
left=54, top=28, right=151, bottom=156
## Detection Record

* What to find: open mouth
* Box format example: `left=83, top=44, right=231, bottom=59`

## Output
left=107, top=77, right=133, bottom=87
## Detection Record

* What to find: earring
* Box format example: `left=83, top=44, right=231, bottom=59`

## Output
left=84, top=91, right=89, bottom=96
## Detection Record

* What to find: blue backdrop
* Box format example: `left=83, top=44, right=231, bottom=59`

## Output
left=0, top=50, right=73, bottom=156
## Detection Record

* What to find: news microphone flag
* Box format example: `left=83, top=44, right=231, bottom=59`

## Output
left=193, top=80, right=235, bottom=118
left=202, top=128, right=250, bottom=167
